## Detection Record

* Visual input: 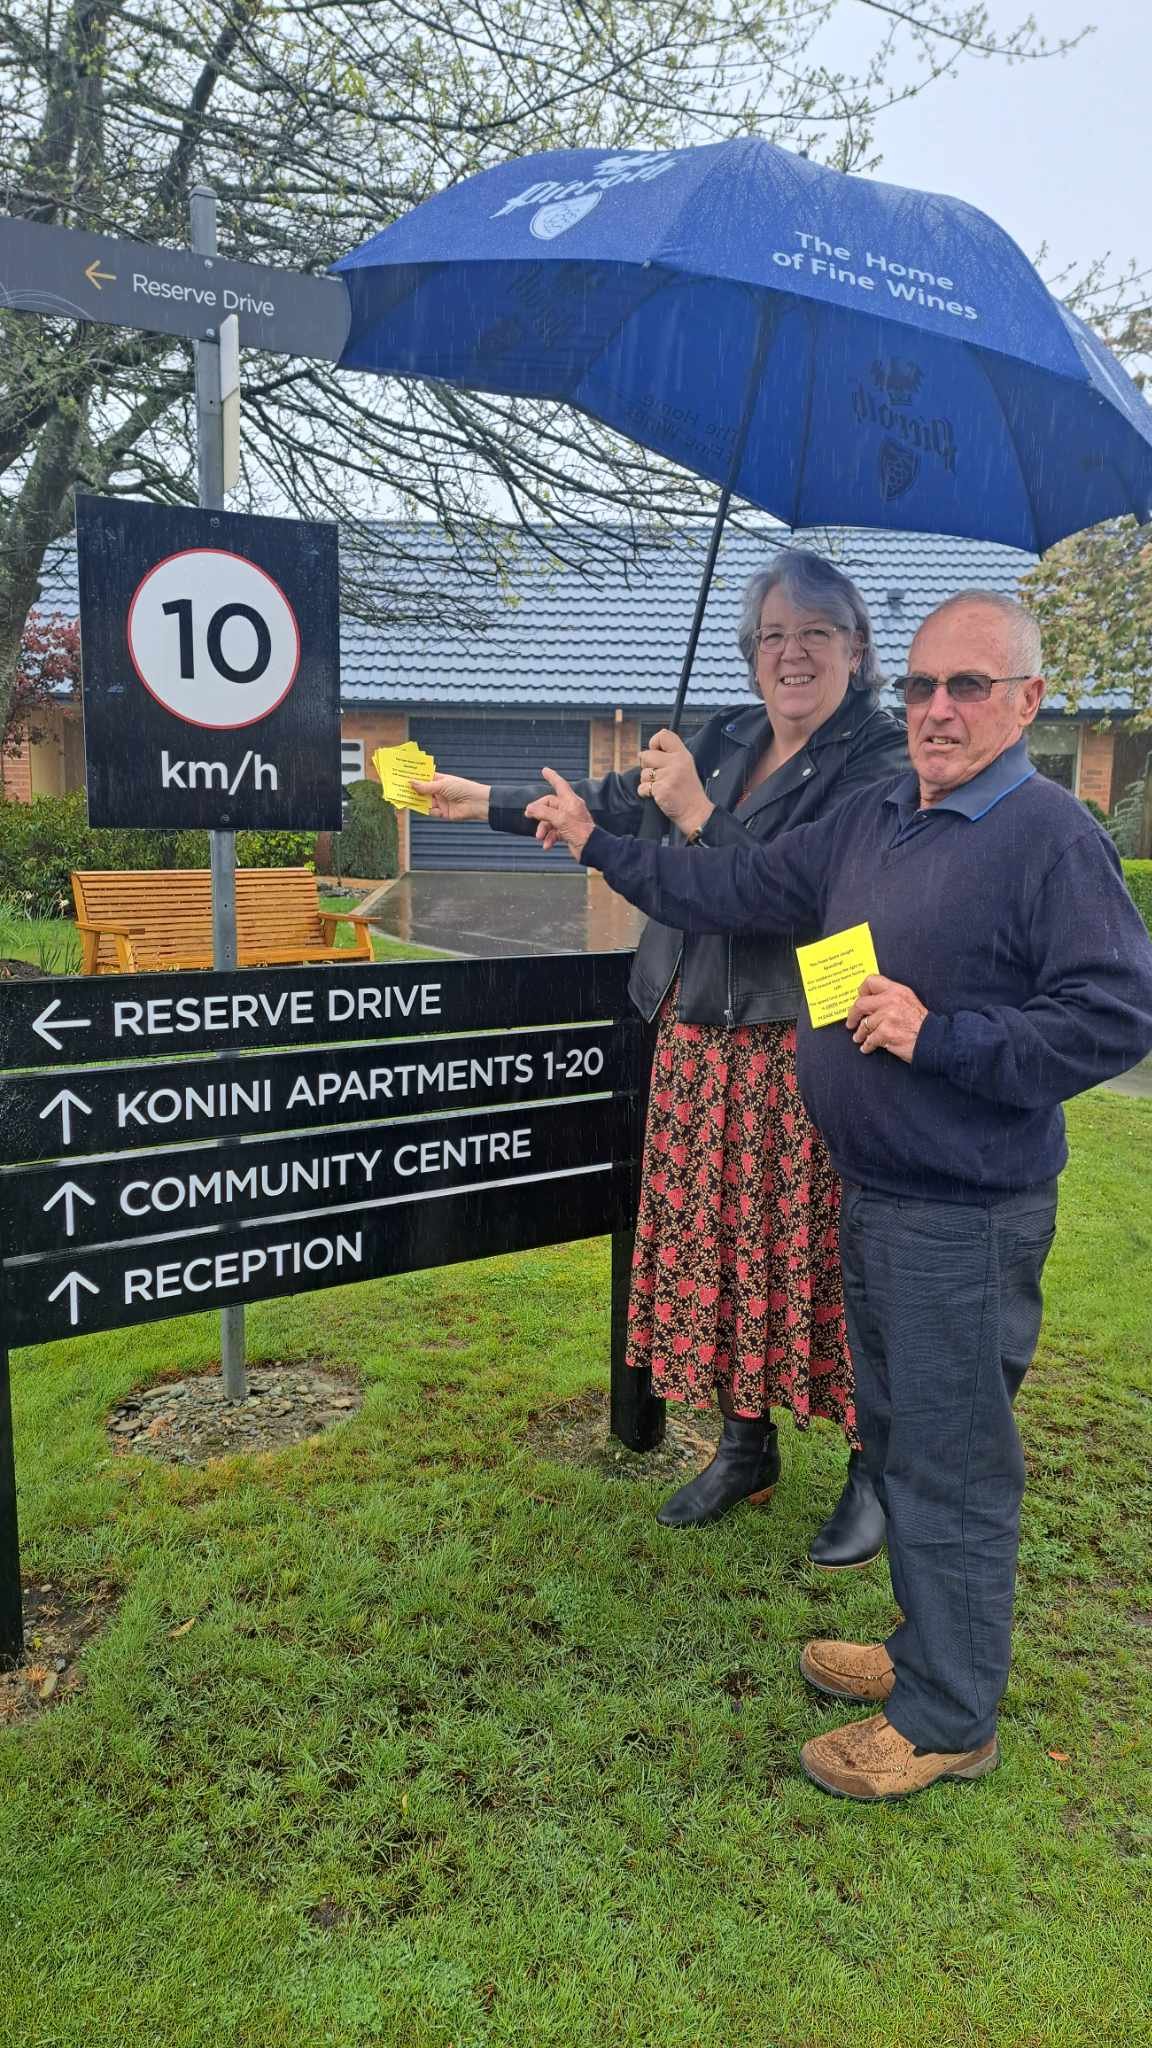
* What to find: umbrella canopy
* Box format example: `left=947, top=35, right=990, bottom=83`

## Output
left=334, top=138, right=1152, bottom=554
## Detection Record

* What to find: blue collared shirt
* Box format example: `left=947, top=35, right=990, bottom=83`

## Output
left=884, top=736, right=1037, bottom=846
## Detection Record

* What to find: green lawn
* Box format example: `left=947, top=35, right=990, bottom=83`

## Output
left=2, top=1092, right=1150, bottom=2047
left=0, top=904, right=82, bottom=973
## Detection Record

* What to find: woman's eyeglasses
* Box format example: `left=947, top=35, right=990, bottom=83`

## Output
left=754, top=626, right=839, bottom=657
left=897, top=671, right=1033, bottom=706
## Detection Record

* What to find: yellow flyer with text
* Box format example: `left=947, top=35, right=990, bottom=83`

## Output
left=796, top=923, right=879, bottom=1028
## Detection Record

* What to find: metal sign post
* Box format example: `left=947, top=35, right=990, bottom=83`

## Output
left=192, top=186, right=244, bottom=1399
left=0, top=1348, right=20, bottom=1667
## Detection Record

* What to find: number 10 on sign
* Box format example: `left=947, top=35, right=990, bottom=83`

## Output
left=128, top=549, right=301, bottom=729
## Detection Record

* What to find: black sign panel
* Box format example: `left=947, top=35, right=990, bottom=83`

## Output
left=76, top=498, right=342, bottom=829
left=0, top=951, right=643, bottom=1345
left=0, top=1025, right=627, bottom=1163
left=0, top=215, right=351, bottom=359
left=0, top=954, right=634, bottom=1072
left=1, top=1166, right=635, bottom=1345
left=1, top=1097, right=628, bottom=1255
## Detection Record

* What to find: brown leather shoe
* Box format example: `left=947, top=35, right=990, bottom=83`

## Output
left=801, top=1713, right=999, bottom=1802
left=800, top=1638, right=895, bottom=1704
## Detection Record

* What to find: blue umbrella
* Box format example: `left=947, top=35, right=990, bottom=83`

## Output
left=334, top=138, right=1152, bottom=735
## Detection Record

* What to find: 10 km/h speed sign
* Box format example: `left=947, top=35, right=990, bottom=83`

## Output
left=127, top=549, right=301, bottom=729
left=77, top=497, right=342, bottom=829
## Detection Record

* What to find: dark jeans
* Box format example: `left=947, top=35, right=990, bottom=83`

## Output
left=838, top=1180, right=1058, bottom=1752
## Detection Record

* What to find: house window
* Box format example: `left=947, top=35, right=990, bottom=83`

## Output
left=341, top=738, right=365, bottom=788
left=1028, top=722, right=1079, bottom=792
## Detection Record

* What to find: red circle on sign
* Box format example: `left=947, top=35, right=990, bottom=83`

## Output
left=126, top=547, right=302, bottom=730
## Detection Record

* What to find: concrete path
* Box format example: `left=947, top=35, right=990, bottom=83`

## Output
left=1101, top=1054, right=1152, bottom=1100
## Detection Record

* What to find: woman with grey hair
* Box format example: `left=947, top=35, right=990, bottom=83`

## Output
left=414, top=549, right=905, bottom=1566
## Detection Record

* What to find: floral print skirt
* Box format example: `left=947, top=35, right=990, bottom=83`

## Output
left=626, top=997, right=857, bottom=1442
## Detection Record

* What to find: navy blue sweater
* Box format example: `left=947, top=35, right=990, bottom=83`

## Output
left=581, top=741, right=1152, bottom=1201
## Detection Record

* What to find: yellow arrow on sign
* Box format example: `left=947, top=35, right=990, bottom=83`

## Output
left=84, top=258, right=116, bottom=289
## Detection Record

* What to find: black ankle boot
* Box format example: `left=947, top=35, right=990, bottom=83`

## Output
left=656, top=1416, right=780, bottom=1528
left=807, top=1449, right=886, bottom=1569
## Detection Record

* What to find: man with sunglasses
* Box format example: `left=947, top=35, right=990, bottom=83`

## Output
left=527, top=590, right=1152, bottom=1803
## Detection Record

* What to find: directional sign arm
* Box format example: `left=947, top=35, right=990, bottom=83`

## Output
left=0, top=215, right=351, bottom=360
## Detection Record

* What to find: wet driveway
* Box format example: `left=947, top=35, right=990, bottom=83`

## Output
left=369, top=869, right=644, bottom=958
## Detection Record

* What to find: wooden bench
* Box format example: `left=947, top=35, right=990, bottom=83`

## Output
left=71, top=868, right=375, bottom=974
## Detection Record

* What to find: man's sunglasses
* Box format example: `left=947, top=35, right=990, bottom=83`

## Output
left=896, top=671, right=1034, bottom=706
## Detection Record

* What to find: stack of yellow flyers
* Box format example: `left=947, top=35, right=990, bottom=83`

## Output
left=372, top=741, right=437, bottom=813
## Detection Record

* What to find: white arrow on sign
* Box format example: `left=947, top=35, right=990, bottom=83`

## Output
left=47, top=1270, right=100, bottom=1327
left=33, top=999, right=93, bottom=1052
left=43, top=1180, right=97, bottom=1236
left=39, top=1087, right=93, bottom=1145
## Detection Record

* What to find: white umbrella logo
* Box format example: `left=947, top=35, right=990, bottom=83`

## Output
left=530, top=190, right=603, bottom=240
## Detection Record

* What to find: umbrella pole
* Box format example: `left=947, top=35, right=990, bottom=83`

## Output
left=666, top=485, right=736, bottom=737
left=639, top=305, right=774, bottom=838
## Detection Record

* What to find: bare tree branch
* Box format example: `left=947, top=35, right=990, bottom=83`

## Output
left=0, top=0, right=1082, bottom=731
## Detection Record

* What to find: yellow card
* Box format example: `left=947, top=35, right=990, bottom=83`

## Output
left=372, top=743, right=437, bottom=814
left=796, top=922, right=879, bottom=1028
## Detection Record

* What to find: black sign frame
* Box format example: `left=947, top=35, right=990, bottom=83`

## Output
left=0, top=952, right=663, bottom=1662
left=76, top=497, right=343, bottom=830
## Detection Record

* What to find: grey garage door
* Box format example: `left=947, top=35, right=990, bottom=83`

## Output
left=408, top=716, right=590, bottom=870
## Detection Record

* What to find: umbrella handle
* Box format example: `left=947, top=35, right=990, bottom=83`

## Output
left=637, top=792, right=665, bottom=841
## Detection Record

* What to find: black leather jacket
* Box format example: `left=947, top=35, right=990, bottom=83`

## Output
left=489, top=688, right=907, bottom=1027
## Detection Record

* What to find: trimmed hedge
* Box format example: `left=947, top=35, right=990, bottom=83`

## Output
left=1124, top=860, right=1152, bottom=937
left=0, top=791, right=315, bottom=917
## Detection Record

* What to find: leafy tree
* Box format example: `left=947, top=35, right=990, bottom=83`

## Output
left=1021, top=258, right=1152, bottom=848
left=1022, top=518, right=1152, bottom=727
left=3, top=609, right=80, bottom=755
left=1021, top=248, right=1152, bottom=727
left=0, top=0, right=1071, bottom=738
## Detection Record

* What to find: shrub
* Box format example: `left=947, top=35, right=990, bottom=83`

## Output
left=0, top=793, right=91, bottom=915
left=0, top=791, right=315, bottom=916
left=1124, top=860, right=1152, bottom=938
left=235, top=830, right=316, bottom=871
left=1106, top=758, right=1150, bottom=858
left=329, top=779, right=399, bottom=880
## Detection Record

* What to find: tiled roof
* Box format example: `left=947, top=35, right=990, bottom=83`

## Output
left=31, top=521, right=1125, bottom=716
left=337, top=523, right=1043, bottom=713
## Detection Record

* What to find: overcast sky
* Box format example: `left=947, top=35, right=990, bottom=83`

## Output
left=843, top=0, right=1150, bottom=288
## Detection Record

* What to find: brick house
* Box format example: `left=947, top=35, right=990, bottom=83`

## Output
left=7, top=524, right=1148, bottom=867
